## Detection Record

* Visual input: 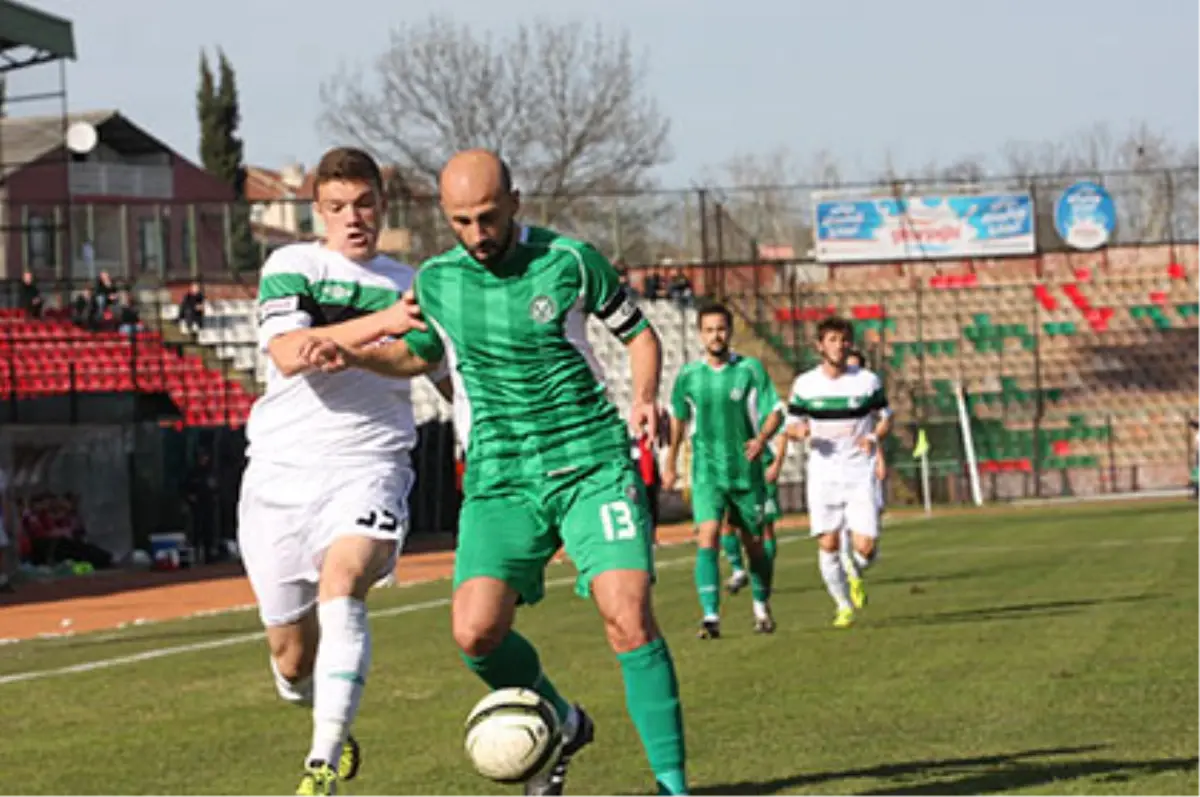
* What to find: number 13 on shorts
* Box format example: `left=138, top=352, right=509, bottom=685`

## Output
left=600, top=500, right=638, bottom=541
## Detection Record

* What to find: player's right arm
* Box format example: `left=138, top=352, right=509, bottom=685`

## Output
left=304, top=277, right=446, bottom=378
left=316, top=307, right=445, bottom=379
left=257, top=251, right=425, bottom=377
left=662, top=370, right=691, bottom=490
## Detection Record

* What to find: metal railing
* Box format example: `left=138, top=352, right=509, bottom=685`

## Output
left=6, top=166, right=1196, bottom=279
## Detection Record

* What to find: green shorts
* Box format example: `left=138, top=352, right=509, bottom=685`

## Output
left=763, top=481, right=781, bottom=525
left=453, top=460, right=655, bottom=606
left=692, top=481, right=766, bottom=537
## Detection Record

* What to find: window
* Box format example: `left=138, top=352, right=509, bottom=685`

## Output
left=180, top=214, right=193, bottom=271
left=25, top=214, right=53, bottom=269
left=137, top=215, right=170, bottom=273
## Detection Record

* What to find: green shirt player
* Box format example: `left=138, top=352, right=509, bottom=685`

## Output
left=721, top=404, right=787, bottom=598
left=300, top=150, right=687, bottom=797
left=662, top=303, right=785, bottom=639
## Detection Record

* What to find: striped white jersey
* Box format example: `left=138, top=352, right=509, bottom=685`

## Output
left=787, top=364, right=890, bottom=481
left=246, top=242, right=422, bottom=466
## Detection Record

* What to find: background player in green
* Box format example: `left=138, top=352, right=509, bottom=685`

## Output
left=722, top=412, right=786, bottom=596
left=662, top=303, right=784, bottom=638
left=302, top=150, right=687, bottom=796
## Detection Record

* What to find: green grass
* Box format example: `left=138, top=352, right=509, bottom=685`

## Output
left=1, top=500, right=1196, bottom=795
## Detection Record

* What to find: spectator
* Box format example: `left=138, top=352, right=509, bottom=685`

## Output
left=22, top=492, right=112, bottom=570
left=632, top=431, right=662, bottom=543
left=178, top=282, right=206, bottom=335
left=618, top=268, right=640, bottom=300
left=93, top=270, right=118, bottom=313
left=183, top=450, right=220, bottom=562
left=0, top=485, right=10, bottom=593
left=19, top=271, right=43, bottom=319
left=643, top=270, right=664, bottom=300
left=116, top=291, right=142, bottom=335
left=667, top=268, right=694, bottom=307
left=71, top=288, right=96, bottom=329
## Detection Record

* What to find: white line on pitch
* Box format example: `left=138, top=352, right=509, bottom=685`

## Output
left=0, top=530, right=1187, bottom=688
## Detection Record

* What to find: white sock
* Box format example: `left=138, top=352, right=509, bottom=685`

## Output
left=271, top=657, right=314, bottom=706
left=852, top=550, right=873, bottom=572
left=752, top=599, right=770, bottom=621
left=308, top=597, right=371, bottom=767
left=819, top=550, right=853, bottom=611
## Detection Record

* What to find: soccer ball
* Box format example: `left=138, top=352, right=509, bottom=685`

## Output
left=463, top=688, right=563, bottom=783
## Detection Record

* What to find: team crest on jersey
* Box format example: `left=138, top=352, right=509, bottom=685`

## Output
left=321, top=284, right=354, bottom=302
left=529, top=295, right=557, bottom=324
left=730, top=387, right=744, bottom=402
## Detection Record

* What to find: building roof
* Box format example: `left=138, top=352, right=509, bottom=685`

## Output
left=245, top=165, right=303, bottom=202
left=0, top=110, right=180, bottom=181
left=0, top=0, right=76, bottom=71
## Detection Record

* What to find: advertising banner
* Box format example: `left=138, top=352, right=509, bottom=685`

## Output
left=813, top=192, right=1036, bottom=263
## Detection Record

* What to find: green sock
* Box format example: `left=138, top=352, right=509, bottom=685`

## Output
left=748, top=549, right=773, bottom=602
left=617, top=638, right=688, bottom=795
left=460, top=630, right=571, bottom=723
left=694, top=547, right=720, bottom=618
left=763, top=536, right=777, bottom=562
left=719, top=533, right=745, bottom=573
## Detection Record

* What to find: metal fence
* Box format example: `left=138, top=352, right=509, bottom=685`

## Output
left=5, top=167, right=1196, bottom=280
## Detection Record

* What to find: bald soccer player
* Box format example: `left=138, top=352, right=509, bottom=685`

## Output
left=301, top=150, right=688, bottom=796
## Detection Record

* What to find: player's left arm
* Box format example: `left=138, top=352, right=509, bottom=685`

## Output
left=579, top=244, right=661, bottom=437
left=862, top=371, right=893, bottom=455
left=784, top=375, right=811, bottom=441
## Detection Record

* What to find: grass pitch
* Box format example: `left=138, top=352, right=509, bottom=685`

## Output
left=0, top=499, right=1196, bottom=795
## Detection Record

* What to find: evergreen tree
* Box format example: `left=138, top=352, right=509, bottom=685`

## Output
left=196, top=48, right=256, bottom=273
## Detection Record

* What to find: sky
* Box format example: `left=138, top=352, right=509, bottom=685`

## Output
left=7, top=0, right=1198, bottom=187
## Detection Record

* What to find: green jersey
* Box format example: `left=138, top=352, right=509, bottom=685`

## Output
left=670, top=353, right=784, bottom=489
left=402, top=225, right=649, bottom=492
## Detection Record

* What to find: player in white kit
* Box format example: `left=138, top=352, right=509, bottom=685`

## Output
left=237, top=147, right=441, bottom=795
left=785, top=317, right=892, bottom=629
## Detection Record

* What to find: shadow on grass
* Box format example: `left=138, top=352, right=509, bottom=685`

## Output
left=871, top=594, right=1164, bottom=628
left=770, top=567, right=1016, bottom=598
left=693, top=744, right=1199, bottom=795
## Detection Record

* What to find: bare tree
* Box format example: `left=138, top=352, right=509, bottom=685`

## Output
left=699, top=147, right=846, bottom=260
left=1001, top=122, right=1198, bottom=246
left=317, top=17, right=671, bottom=215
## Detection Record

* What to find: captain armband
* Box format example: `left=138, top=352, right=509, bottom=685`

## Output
left=595, top=287, right=645, bottom=341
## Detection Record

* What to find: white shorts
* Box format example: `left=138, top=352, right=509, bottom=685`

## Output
left=237, top=457, right=414, bottom=627
left=807, top=477, right=880, bottom=539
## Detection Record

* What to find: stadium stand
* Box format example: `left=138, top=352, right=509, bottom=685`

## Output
left=760, top=243, right=1197, bottom=492
left=129, top=242, right=1193, bottom=497
left=0, top=304, right=256, bottom=428
left=153, top=290, right=800, bottom=486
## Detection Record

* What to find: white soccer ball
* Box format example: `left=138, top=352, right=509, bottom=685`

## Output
left=463, top=687, right=563, bottom=783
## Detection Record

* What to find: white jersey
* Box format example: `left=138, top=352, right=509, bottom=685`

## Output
left=788, top=364, right=890, bottom=482
left=247, top=242, right=420, bottom=467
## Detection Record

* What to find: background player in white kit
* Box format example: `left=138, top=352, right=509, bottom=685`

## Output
left=237, top=147, right=440, bottom=795
left=785, top=317, right=892, bottom=629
